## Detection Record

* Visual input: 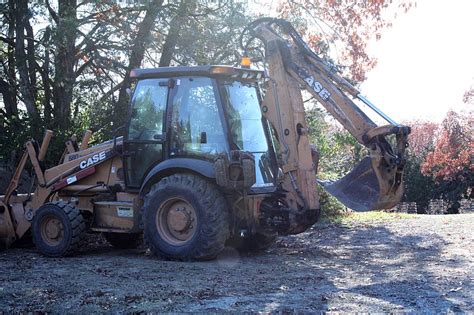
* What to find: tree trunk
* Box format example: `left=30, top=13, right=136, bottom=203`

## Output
left=52, top=0, right=77, bottom=128
left=114, top=0, right=164, bottom=127
left=6, top=0, right=17, bottom=117
left=14, top=0, right=37, bottom=119
left=158, top=1, right=190, bottom=67
left=0, top=79, right=16, bottom=117
left=25, top=19, right=37, bottom=102
left=42, top=27, right=53, bottom=124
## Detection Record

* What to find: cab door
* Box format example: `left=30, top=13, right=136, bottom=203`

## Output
left=124, top=79, right=169, bottom=188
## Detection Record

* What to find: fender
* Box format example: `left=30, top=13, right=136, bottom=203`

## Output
left=139, top=158, right=216, bottom=196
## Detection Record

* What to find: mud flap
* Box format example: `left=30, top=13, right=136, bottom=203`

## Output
left=318, top=156, right=401, bottom=211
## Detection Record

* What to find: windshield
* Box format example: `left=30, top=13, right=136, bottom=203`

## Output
left=221, top=81, right=275, bottom=187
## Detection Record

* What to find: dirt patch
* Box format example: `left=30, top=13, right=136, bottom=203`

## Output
left=1, top=213, right=473, bottom=312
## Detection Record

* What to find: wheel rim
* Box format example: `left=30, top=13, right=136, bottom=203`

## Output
left=40, top=215, right=64, bottom=246
left=156, top=198, right=198, bottom=246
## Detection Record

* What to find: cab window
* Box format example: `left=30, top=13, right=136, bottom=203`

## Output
left=129, top=79, right=167, bottom=140
left=170, top=77, right=227, bottom=157
left=126, top=79, right=167, bottom=187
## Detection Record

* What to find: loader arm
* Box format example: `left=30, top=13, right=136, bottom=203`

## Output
left=246, top=18, right=410, bottom=211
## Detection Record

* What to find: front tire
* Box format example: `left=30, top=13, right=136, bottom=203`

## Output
left=32, top=201, right=86, bottom=257
left=143, top=174, right=229, bottom=261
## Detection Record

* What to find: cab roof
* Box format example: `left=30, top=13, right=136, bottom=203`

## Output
left=130, top=65, right=264, bottom=81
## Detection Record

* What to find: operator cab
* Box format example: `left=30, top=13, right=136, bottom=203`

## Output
left=124, top=66, right=277, bottom=191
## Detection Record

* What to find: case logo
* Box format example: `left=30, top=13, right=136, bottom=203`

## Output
left=304, top=76, right=331, bottom=100
left=293, top=64, right=331, bottom=101
left=79, top=151, right=106, bottom=169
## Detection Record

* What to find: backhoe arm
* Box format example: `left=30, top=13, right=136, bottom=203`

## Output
left=246, top=18, right=410, bottom=211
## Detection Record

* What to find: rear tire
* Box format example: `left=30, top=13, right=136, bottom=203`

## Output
left=32, top=201, right=86, bottom=257
left=103, top=232, right=143, bottom=249
left=143, top=174, right=229, bottom=261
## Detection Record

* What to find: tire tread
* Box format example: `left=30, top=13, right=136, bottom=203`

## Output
left=143, top=174, right=229, bottom=261
left=33, top=201, right=86, bottom=257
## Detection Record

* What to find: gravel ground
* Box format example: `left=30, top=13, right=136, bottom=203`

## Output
left=0, top=213, right=473, bottom=313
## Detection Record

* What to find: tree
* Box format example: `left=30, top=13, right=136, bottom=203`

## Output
left=421, top=110, right=473, bottom=213
left=47, top=0, right=78, bottom=128
left=114, top=0, right=165, bottom=127
left=401, top=120, right=438, bottom=212
left=92, top=1, right=250, bottom=129
left=0, top=0, right=18, bottom=118
left=14, top=0, right=38, bottom=120
left=277, top=0, right=414, bottom=81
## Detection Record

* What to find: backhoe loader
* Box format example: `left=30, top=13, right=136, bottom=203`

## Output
left=0, top=18, right=409, bottom=260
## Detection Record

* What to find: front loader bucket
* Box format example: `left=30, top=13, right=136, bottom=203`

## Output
left=318, top=156, right=403, bottom=211
left=0, top=200, right=16, bottom=250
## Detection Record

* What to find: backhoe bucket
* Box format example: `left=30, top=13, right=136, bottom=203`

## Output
left=318, top=156, right=403, bottom=211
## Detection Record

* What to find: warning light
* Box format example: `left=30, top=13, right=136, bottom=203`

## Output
left=241, top=56, right=251, bottom=68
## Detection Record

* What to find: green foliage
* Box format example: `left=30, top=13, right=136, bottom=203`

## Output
left=305, top=105, right=365, bottom=216
left=0, top=0, right=252, bottom=163
left=402, top=154, right=438, bottom=213
left=0, top=107, right=89, bottom=169
left=325, top=211, right=418, bottom=226
left=168, top=1, right=251, bottom=66
left=318, top=190, right=346, bottom=217
left=0, top=111, right=33, bottom=162
left=306, top=106, right=363, bottom=180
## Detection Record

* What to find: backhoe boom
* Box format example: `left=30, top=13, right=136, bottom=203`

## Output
left=247, top=18, right=410, bottom=211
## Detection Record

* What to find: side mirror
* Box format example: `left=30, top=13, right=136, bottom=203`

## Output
left=200, top=132, right=207, bottom=144
left=113, top=125, right=127, bottom=155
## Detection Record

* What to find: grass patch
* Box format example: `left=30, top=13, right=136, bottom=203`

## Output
left=323, top=211, right=419, bottom=225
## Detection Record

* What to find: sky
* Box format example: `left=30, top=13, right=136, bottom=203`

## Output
left=360, top=0, right=474, bottom=123
left=253, top=0, right=473, bottom=123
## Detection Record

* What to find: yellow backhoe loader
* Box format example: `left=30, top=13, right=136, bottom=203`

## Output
left=0, top=18, right=409, bottom=260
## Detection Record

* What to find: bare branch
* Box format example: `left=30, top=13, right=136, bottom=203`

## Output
left=45, top=0, right=59, bottom=24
